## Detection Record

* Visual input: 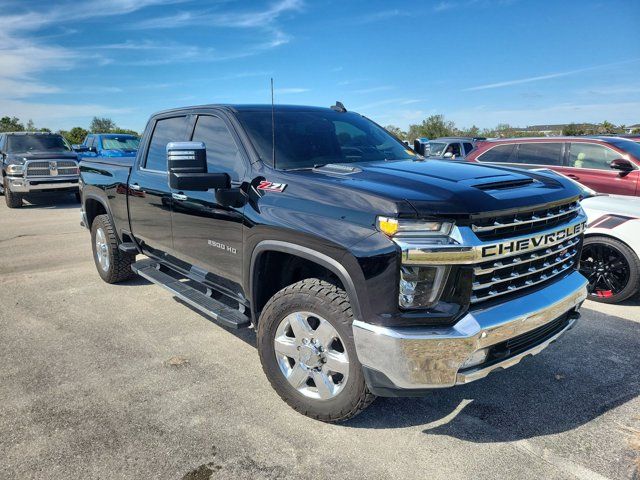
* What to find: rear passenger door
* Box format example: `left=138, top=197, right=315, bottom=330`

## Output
left=128, top=115, right=190, bottom=258
left=558, top=142, right=639, bottom=196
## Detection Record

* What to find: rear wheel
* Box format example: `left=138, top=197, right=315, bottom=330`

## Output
left=4, top=179, right=22, bottom=208
left=91, top=214, right=135, bottom=283
left=580, top=236, right=640, bottom=303
left=257, top=279, right=375, bottom=422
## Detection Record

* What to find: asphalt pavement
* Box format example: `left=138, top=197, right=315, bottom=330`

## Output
left=1, top=193, right=639, bottom=480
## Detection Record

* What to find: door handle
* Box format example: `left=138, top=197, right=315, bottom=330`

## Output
left=130, top=183, right=142, bottom=191
left=566, top=174, right=580, bottom=180
left=172, top=192, right=188, bottom=201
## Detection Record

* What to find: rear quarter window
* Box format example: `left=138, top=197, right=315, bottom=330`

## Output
left=477, top=144, right=516, bottom=163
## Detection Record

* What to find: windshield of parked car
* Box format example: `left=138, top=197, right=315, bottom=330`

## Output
left=101, top=136, right=140, bottom=151
left=427, top=142, right=447, bottom=156
left=7, top=135, right=71, bottom=153
left=606, top=138, right=640, bottom=160
left=236, top=110, right=415, bottom=169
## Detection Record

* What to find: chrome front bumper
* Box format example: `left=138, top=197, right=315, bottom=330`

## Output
left=353, top=270, right=587, bottom=391
left=6, top=176, right=79, bottom=193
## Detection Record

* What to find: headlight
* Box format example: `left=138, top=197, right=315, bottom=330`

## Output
left=377, top=217, right=452, bottom=238
left=377, top=216, right=456, bottom=309
left=6, top=164, right=25, bottom=175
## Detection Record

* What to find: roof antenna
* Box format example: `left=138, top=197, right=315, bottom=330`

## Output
left=331, top=101, right=347, bottom=113
left=271, top=78, right=276, bottom=169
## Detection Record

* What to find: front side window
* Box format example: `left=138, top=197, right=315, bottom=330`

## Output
left=427, top=142, right=447, bottom=156
left=236, top=110, right=414, bottom=170
left=569, top=143, right=620, bottom=170
left=191, top=115, right=244, bottom=180
left=517, top=142, right=563, bottom=166
left=145, top=116, right=188, bottom=172
left=477, top=144, right=516, bottom=163
left=7, top=135, right=70, bottom=153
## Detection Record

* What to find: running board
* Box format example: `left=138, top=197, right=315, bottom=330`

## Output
left=131, top=259, right=251, bottom=329
left=118, top=242, right=139, bottom=254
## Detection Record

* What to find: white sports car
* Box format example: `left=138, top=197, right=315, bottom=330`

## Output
left=580, top=194, right=640, bottom=303
left=532, top=168, right=640, bottom=303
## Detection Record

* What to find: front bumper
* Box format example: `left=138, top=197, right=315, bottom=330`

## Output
left=6, top=176, right=79, bottom=193
left=353, top=270, right=587, bottom=394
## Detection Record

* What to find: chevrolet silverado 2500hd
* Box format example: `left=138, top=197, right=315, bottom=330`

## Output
left=80, top=104, right=588, bottom=422
left=1, top=132, right=80, bottom=208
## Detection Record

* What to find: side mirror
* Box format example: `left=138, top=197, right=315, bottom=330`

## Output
left=73, top=144, right=89, bottom=152
left=610, top=158, right=634, bottom=173
left=443, top=152, right=453, bottom=158
left=167, top=141, right=230, bottom=191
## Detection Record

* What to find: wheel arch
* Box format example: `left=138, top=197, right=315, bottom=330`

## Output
left=249, top=240, right=363, bottom=323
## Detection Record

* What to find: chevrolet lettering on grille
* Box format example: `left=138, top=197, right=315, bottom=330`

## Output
left=481, top=221, right=586, bottom=259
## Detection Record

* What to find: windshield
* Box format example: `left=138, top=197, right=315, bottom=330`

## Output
left=236, top=110, right=415, bottom=169
left=7, top=135, right=70, bottom=153
left=606, top=138, right=640, bottom=160
left=101, top=136, right=140, bottom=151
left=427, top=142, right=447, bottom=156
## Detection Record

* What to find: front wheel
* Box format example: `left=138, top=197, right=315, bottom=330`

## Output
left=580, top=236, right=640, bottom=303
left=257, top=279, right=375, bottom=422
left=4, top=179, right=22, bottom=208
left=90, top=214, right=135, bottom=283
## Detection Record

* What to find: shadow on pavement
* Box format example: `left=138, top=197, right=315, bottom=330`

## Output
left=346, top=311, right=639, bottom=442
left=22, top=192, right=80, bottom=209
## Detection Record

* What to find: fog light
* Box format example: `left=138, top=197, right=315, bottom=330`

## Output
left=460, top=348, right=489, bottom=369
left=399, top=265, right=448, bottom=309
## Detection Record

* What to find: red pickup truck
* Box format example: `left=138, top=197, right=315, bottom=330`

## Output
left=464, top=136, right=640, bottom=196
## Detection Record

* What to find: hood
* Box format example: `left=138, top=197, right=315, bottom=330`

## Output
left=582, top=194, right=640, bottom=218
left=9, top=151, right=79, bottom=162
left=296, top=159, right=582, bottom=217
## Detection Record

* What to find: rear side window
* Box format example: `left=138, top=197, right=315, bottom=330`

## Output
left=568, top=143, right=619, bottom=170
left=145, top=116, right=188, bottom=171
left=517, top=142, right=563, bottom=166
left=191, top=115, right=244, bottom=180
left=463, top=142, right=474, bottom=155
left=477, top=144, right=516, bottom=163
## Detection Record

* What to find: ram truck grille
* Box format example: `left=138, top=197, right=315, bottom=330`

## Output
left=25, top=160, right=79, bottom=177
left=471, top=235, right=581, bottom=304
left=471, top=200, right=581, bottom=241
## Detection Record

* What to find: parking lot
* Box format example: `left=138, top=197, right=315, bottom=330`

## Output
left=0, top=193, right=638, bottom=480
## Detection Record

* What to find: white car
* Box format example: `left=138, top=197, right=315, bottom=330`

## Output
left=580, top=194, right=640, bottom=303
left=533, top=168, right=640, bottom=303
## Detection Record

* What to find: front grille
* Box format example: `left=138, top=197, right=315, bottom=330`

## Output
left=26, top=160, right=78, bottom=177
left=471, top=200, right=580, bottom=241
left=471, top=236, right=581, bottom=303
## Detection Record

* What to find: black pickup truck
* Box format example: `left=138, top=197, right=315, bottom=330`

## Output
left=80, top=104, right=588, bottom=422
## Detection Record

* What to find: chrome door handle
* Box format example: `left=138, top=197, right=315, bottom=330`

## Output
left=172, top=193, right=188, bottom=201
left=130, top=183, right=142, bottom=191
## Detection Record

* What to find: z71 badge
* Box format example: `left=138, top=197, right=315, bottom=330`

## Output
left=257, top=181, right=287, bottom=193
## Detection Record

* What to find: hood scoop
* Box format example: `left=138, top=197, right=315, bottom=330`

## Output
left=313, top=163, right=362, bottom=175
left=471, top=178, right=536, bottom=191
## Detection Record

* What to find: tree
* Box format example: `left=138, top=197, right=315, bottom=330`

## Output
left=598, top=120, right=617, bottom=134
left=406, top=115, right=456, bottom=141
left=562, top=123, right=585, bottom=136
left=90, top=117, right=116, bottom=133
left=0, top=116, right=25, bottom=132
left=60, top=127, right=89, bottom=145
left=26, top=119, right=35, bottom=131
left=384, top=125, right=406, bottom=141
left=460, top=125, right=480, bottom=137
left=111, top=127, right=140, bottom=136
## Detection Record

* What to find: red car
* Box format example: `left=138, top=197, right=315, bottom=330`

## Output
left=465, top=136, right=640, bottom=196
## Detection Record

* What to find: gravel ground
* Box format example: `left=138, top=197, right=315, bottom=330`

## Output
left=1, top=193, right=639, bottom=480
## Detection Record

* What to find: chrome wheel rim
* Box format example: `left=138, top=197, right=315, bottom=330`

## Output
left=95, top=227, right=110, bottom=272
left=274, top=311, right=349, bottom=400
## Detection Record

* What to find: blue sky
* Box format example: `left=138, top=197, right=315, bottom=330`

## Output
left=1, top=0, right=639, bottom=132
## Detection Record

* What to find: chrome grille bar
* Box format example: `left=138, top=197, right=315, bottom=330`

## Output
left=472, top=202, right=580, bottom=233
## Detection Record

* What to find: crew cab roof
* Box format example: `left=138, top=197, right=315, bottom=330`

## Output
left=3, top=131, right=58, bottom=136
left=150, top=104, right=347, bottom=117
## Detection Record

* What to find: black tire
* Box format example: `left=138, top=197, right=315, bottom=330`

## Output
left=4, top=179, right=22, bottom=208
left=580, top=235, right=640, bottom=304
left=90, top=214, right=135, bottom=283
left=257, top=279, right=375, bottom=422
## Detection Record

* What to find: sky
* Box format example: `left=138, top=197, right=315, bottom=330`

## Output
left=0, top=0, right=639, bottom=132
